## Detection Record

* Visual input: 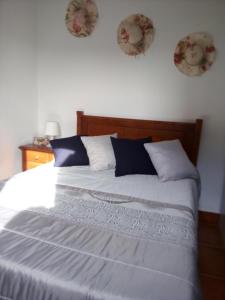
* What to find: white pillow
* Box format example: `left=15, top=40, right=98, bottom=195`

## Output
left=144, top=139, right=199, bottom=182
left=81, top=134, right=117, bottom=171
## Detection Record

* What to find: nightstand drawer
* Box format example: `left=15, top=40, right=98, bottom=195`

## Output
left=25, top=161, right=43, bottom=170
left=19, top=144, right=54, bottom=171
left=26, top=150, right=50, bottom=163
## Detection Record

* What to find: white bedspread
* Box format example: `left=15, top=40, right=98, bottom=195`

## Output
left=1, top=163, right=199, bottom=215
left=0, top=164, right=201, bottom=300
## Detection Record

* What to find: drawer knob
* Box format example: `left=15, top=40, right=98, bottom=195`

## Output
left=34, top=155, right=40, bottom=160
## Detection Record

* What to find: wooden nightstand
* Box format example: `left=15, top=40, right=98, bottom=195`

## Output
left=19, top=144, right=54, bottom=171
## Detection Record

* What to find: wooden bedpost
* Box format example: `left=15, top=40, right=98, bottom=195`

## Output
left=77, top=111, right=84, bottom=135
left=192, top=119, right=203, bottom=165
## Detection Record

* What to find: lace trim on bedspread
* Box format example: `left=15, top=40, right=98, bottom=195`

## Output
left=57, top=184, right=195, bottom=216
left=29, top=185, right=196, bottom=249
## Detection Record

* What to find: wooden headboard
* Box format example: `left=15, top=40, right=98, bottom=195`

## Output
left=77, top=111, right=202, bottom=165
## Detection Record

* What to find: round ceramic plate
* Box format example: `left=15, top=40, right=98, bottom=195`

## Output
left=65, top=0, right=98, bottom=38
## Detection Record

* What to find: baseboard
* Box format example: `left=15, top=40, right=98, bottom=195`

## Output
left=199, top=210, right=220, bottom=225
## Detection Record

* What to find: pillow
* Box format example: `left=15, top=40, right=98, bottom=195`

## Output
left=144, top=139, right=199, bottom=182
left=81, top=134, right=117, bottom=171
left=50, top=135, right=89, bottom=167
left=111, top=137, right=157, bottom=177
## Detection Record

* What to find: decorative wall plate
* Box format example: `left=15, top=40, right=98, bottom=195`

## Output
left=65, top=0, right=98, bottom=38
left=117, top=14, right=154, bottom=56
left=174, top=32, right=216, bottom=76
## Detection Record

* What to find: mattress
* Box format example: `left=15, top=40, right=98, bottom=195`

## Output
left=0, top=164, right=201, bottom=300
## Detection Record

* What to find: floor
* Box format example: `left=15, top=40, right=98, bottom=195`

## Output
left=198, top=215, right=225, bottom=300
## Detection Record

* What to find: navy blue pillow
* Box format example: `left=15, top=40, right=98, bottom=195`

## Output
left=50, top=136, right=89, bottom=167
left=111, top=137, right=157, bottom=177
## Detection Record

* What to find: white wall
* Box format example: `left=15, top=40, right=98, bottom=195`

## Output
left=0, top=0, right=37, bottom=179
left=39, top=0, right=225, bottom=212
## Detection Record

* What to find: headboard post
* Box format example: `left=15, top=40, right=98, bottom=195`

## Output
left=77, top=111, right=84, bottom=135
left=192, top=119, right=203, bottom=165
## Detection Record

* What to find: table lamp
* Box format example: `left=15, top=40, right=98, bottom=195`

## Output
left=45, top=121, right=60, bottom=140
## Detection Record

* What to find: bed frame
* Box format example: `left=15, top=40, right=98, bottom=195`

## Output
left=77, top=111, right=202, bottom=165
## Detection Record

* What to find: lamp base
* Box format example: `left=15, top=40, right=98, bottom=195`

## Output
left=47, top=136, right=55, bottom=141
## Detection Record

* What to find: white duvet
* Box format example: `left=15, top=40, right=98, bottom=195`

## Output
left=0, top=164, right=201, bottom=300
left=1, top=163, right=199, bottom=216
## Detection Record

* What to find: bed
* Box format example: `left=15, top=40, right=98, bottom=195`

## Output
left=0, top=111, right=202, bottom=300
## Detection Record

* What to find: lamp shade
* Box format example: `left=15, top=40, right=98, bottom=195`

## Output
left=45, top=121, right=60, bottom=139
